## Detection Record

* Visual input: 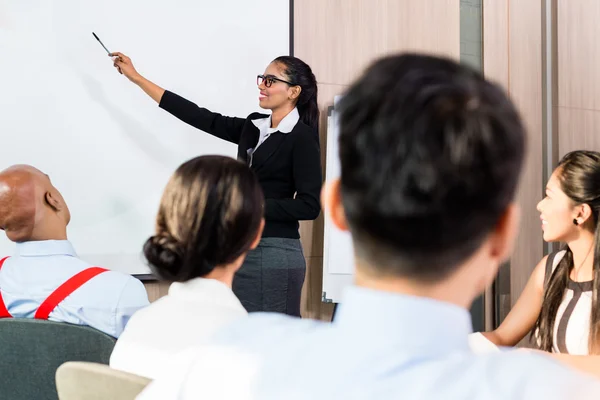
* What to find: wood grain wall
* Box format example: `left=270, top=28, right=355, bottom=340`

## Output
left=483, top=0, right=544, bottom=322
left=556, top=0, right=600, bottom=156
left=295, top=0, right=460, bottom=320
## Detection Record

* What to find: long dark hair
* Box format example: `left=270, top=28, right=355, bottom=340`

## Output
left=143, top=155, right=264, bottom=282
left=273, top=56, right=319, bottom=131
left=534, top=150, right=600, bottom=353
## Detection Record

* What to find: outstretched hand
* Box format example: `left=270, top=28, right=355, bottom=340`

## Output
left=109, top=52, right=141, bottom=83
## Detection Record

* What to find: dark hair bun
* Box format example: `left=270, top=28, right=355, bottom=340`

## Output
left=148, top=155, right=265, bottom=282
left=143, top=233, right=184, bottom=281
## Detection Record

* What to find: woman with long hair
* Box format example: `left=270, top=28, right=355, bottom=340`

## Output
left=110, top=52, right=321, bottom=316
left=482, top=150, right=600, bottom=376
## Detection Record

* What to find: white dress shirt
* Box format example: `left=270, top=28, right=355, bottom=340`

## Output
left=110, top=277, right=247, bottom=379
left=251, top=107, right=299, bottom=151
left=0, top=240, right=149, bottom=338
left=138, top=286, right=600, bottom=400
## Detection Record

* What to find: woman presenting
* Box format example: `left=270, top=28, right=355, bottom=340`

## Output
left=111, top=51, right=322, bottom=317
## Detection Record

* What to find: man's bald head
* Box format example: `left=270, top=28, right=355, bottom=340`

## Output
left=0, top=165, right=70, bottom=242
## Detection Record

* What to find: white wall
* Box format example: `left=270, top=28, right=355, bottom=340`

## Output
left=0, top=0, right=289, bottom=274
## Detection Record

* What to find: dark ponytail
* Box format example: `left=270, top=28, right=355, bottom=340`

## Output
left=273, top=56, right=319, bottom=131
left=590, top=215, right=600, bottom=353
left=534, top=247, right=573, bottom=352
left=533, top=150, right=600, bottom=354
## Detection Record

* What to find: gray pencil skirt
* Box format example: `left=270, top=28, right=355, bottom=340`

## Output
left=232, top=237, right=306, bottom=317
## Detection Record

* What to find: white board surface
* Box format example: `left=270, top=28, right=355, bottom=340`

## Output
left=0, top=0, right=289, bottom=275
left=322, top=97, right=355, bottom=303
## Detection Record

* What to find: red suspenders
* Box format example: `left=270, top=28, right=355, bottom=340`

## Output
left=0, top=257, right=11, bottom=318
left=0, top=256, right=108, bottom=320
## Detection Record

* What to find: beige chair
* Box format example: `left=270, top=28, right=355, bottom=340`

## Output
left=56, top=362, right=151, bottom=400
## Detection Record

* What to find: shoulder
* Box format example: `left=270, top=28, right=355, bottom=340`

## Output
left=95, top=268, right=143, bottom=287
left=529, top=251, right=564, bottom=293
left=228, top=312, right=325, bottom=335
left=247, top=112, right=269, bottom=121
left=553, top=249, right=567, bottom=266
left=213, top=312, right=327, bottom=348
left=90, top=270, right=148, bottom=305
left=476, top=351, right=600, bottom=399
left=541, top=249, right=567, bottom=270
left=531, top=254, right=550, bottom=288
left=534, top=249, right=567, bottom=289
left=289, top=121, right=320, bottom=147
left=400, top=351, right=590, bottom=399
left=291, top=120, right=317, bottom=136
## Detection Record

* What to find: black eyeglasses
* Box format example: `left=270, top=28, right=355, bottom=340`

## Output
left=257, top=74, right=296, bottom=88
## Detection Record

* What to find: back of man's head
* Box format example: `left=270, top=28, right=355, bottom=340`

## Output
left=0, top=165, right=70, bottom=242
left=337, top=53, right=525, bottom=282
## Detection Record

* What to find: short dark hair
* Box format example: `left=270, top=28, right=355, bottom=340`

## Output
left=144, top=155, right=264, bottom=282
left=338, top=53, right=525, bottom=281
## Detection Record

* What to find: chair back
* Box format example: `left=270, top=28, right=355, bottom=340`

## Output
left=0, top=319, right=116, bottom=400
left=56, top=362, right=151, bottom=400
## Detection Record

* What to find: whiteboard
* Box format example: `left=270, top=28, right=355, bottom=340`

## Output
left=0, top=0, right=289, bottom=275
left=322, top=98, right=355, bottom=304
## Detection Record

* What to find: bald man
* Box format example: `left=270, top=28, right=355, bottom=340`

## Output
left=0, top=165, right=148, bottom=337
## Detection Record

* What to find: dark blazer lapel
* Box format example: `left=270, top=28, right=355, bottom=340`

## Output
left=239, top=123, right=261, bottom=164
left=250, top=132, right=287, bottom=171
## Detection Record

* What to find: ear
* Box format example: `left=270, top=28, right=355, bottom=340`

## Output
left=44, top=190, right=62, bottom=212
left=575, top=203, right=593, bottom=226
left=321, top=178, right=349, bottom=232
left=468, top=203, right=520, bottom=296
left=249, top=219, right=265, bottom=250
left=489, top=202, right=520, bottom=264
left=289, top=85, right=302, bottom=101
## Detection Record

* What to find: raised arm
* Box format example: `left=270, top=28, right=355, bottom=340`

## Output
left=111, top=52, right=247, bottom=144
left=111, top=52, right=165, bottom=103
left=481, top=255, right=548, bottom=347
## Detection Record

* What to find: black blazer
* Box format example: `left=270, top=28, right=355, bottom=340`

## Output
left=159, top=90, right=322, bottom=239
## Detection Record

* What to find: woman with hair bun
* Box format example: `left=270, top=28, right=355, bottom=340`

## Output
left=109, top=155, right=264, bottom=379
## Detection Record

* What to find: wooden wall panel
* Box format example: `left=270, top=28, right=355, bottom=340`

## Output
left=483, top=0, right=544, bottom=321
left=299, top=82, right=346, bottom=320
left=300, top=256, right=335, bottom=321
left=294, top=0, right=459, bottom=86
left=557, top=0, right=600, bottom=111
left=143, top=281, right=170, bottom=302
left=483, top=0, right=509, bottom=89
left=508, top=0, right=544, bottom=307
left=295, top=0, right=459, bottom=320
left=557, top=0, right=600, bottom=157
left=558, top=108, right=600, bottom=155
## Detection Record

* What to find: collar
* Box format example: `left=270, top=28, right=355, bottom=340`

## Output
left=168, top=277, right=247, bottom=312
left=14, top=240, right=77, bottom=257
left=335, top=286, right=472, bottom=356
left=251, top=107, right=299, bottom=134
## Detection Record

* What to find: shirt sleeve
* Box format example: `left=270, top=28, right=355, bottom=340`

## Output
left=159, top=90, right=247, bottom=145
left=113, top=278, right=149, bottom=338
left=264, top=131, right=322, bottom=222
